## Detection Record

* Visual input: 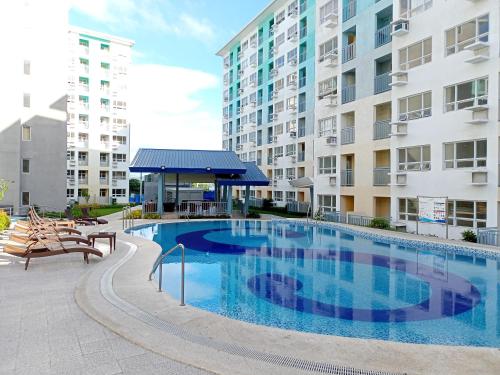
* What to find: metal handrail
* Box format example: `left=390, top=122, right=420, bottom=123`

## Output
left=148, top=243, right=185, bottom=306
left=122, top=205, right=134, bottom=230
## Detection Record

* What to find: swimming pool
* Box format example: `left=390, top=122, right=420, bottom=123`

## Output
left=129, top=220, right=500, bottom=347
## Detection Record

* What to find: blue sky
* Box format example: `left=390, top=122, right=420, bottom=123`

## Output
left=70, top=0, right=269, bottom=155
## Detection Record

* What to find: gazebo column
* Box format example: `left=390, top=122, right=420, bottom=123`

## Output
left=222, top=185, right=227, bottom=202
left=175, top=173, right=180, bottom=210
left=157, top=173, right=164, bottom=215
left=309, top=185, right=314, bottom=216
left=226, top=186, right=232, bottom=215
left=243, top=185, right=250, bottom=217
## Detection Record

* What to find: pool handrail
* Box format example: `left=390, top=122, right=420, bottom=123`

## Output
left=148, top=243, right=185, bottom=306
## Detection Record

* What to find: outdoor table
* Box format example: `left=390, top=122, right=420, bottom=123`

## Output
left=87, top=231, right=116, bottom=253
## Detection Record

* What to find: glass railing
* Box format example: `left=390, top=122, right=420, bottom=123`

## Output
left=375, top=24, right=392, bottom=48
left=373, top=167, right=390, bottom=186
left=342, top=43, right=356, bottom=63
left=340, top=169, right=354, bottom=186
left=373, top=120, right=391, bottom=140
left=341, top=127, right=355, bottom=145
left=341, top=85, right=356, bottom=104
left=374, top=72, right=391, bottom=94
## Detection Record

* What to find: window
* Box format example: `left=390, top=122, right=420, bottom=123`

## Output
left=24, top=60, right=30, bottom=75
left=22, top=126, right=31, bottom=141
left=318, top=195, right=336, bottom=212
left=286, top=168, right=296, bottom=180
left=275, top=78, right=284, bottom=91
left=276, top=10, right=285, bottom=24
left=275, top=33, right=285, bottom=47
left=275, top=123, right=283, bottom=135
left=112, top=153, right=127, bottom=163
left=318, top=77, right=337, bottom=99
left=113, top=171, right=127, bottom=180
left=445, top=14, right=489, bottom=56
left=67, top=151, right=75, bottom=161
left=319, top=0, right=337, bottom=24
left=318, top=116, right=336, bottom=137
left=79, top=39, right=89, bottom=47
left=399, top=38, right=432, bottom=71
left=444, top=77, right=488, bottom=112
left=399, top=0, right=433, bottom=18
left=112, top=189, right=126, bottom=197
left=275, top=55, right=285, bottom=68
left=398, top=145, right=431, bottom=171
left=113, top=136, right=127, bottom=145
left=286, top=96, right=297, bottom=110
left=318, top=156, right=336, bottom=174
left=444, top=139, right=486, bottom=169
left=286, top=191, right=296, bottom=201
left=287, top=48, right=297, bottom=63
left=448, top=200, right=486, bottom=228
left=286, top=144, right=296, bottom=156
left=398, top=198, right=418, bottom=221
left=275, top=169, right=284, bottom=179
left=22, top=192, right=30, bottom=206
left=398, top=91, right=431, bottom=121
left=288, top=0, right=298, bottom=16
left=273, top=191, right=283, bottom=201
left=22, top=159, right=30, bottom=173
left=67, top=189, right=74, bottom=198
left=23, top=93, right=30, bottom=108
left=274, top=146, right=284, bottom=157
left=318, top=38, right=338, bottom=62
left=100, top=189, right=108, bottom=197
left=287, top=24, right=298, bottom=40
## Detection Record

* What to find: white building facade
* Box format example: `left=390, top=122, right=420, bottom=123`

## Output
left=67, top=27, right=134, bottom=205
left=219, top=0, right=500, bottom=239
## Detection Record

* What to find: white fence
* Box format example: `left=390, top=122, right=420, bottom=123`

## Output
left=177, top=201, right=229, bottom=217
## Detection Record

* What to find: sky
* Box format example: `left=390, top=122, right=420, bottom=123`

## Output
left=69, top=0, right=269, bottom=158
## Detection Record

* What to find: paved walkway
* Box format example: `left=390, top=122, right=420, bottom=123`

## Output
left=0, top=220, right=211, bottom=375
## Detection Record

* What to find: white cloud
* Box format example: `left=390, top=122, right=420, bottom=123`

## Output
left=128, top=64, right=221, bottom=157
left=70, top=0, right=216, bottom=44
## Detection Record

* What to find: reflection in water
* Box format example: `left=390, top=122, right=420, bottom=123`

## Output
left=129, top=220, right=499, bottom=347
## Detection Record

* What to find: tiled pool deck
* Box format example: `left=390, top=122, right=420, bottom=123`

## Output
left=1, top=214, right=499, bottom=374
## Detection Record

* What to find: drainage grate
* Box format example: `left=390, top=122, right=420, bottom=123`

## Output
left=100, top=242, right=406, bottom=375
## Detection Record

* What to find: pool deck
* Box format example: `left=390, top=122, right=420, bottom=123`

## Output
left=2, top=215, right=500, bottom=374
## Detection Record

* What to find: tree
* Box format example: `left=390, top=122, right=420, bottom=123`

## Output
left=0, top=179, right=8, bottom=202
left=129, top=178, right=141, bottom=195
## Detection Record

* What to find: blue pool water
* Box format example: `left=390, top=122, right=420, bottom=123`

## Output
left=129, top=220, right=500, bottom=347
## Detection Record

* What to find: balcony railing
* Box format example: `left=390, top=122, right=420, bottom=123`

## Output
left=341, top=169, right=354, bottom=186
left=286, top=201, right=309, bottom=214
left=373, top=167, right=390, bottom=186
left=78, top=160, right=88, bottom=167
left=341, top=127, right=355, bottom=145
left=297, top=152, right=305, bottom=162
left=100, top=161, right=110, bottom=167
left=374, top=72, right=391, bottom=94
left=341, top=85, right=356, bottom=104
left=373, top=120, right=391, bottom=140
left=343, top=0, right=356, bottom=21
left=99, top=178, right=109, bottom=185
left=342, top=43, right=356, bottom=63
left=375, top=24, right=392, bottom=48
left=78, top=178, right=89, bottom=185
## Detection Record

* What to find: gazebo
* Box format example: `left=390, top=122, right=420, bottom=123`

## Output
left=129, top=148, right=269, bottom=216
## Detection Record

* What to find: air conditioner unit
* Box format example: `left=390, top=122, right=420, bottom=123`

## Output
left=236, top=144, right=243, bottom=151
left=291, top=155, right=296, bottom=163
left=289, top=131, right=297, bottom=138
left=272, top=89, right=279, bottom=98
left=272, top=135, right=278, bottom=143
left=390, top=122, right=408, bottom=136
left=250, top=80, right=257, bottom=87
left=391, top=19, right=409, bottom=36
left=329, top=176, right=337, bottom=186
left=325, top=52, right=339, bottom=67
left=471, top=170, right=488, bottom=185
left=288, top=34, right=298, bottom=43
left=324, top=13, right=338, bottom=28
left=250, top=40, right=257, bottom=48
left=288, top=104, right=297, bottom=111
left=288, top=81, right=297, bottom=90
left=270, top=68, right=279, bottom=77
left=289, top=58, right=298, bottom=66
left=394, top=172, right=407, bottom=186
left=270, top=113, right=278, bottom=121
left=250, top=100, right=257, bottom=107
left=324, top=94, right=338, bottom=107
left=238, top=88, right=245, bottom=94
left=250, top=141, right=256, bottom=147
left=273, top=46, right=279, bottom=54
left=389, top=71, right=408, bottom=87
left=289, top=8, right=298, bottom=18
left=326, top=136, right=337, bottom=146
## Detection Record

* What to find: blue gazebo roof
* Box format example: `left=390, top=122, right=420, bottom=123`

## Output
left=216, top=162, right=269, bottom=187
left=129, top=149, right=269, bottom=186
left=129, top=148, right=246, bottom=174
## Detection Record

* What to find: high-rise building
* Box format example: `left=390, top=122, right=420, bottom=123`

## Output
left=218, top=0, right=499, bottom=239
left=66, top=27, right=134, bottom=205
left=0, top=0, right=69, bottom=214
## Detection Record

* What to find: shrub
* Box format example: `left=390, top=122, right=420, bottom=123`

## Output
left=125, top=210, right=142, bottom=219
left=262, top=199, right=274, bottom=210
left=246, top=212, right=261, bottom=219
left=462, top=230, right=477, bottom=243
left=143, top=213, right=161, bottom=220
left=0, top=211, right=11, bottom=231
left=369, top=218, right=391, bottom=230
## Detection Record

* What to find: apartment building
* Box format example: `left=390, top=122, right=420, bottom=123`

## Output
left=219, top=0, right=499, bottom=239
left=67, top=27, right=134, bottom=205
left=0, top=0, right=68, bottom=214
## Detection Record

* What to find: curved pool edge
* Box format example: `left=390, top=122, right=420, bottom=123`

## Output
left=75, top=219, right=500, bottom=375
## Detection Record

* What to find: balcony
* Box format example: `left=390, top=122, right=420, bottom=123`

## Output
left=375, top=24, right=392, bottom=48
left=342, top=43, right=356, bottom=63
left=341, top=85, right=356, bottom=104
left=100, top=160, right=110, bottom=167
left=341, top=127, right=355, bottom=145
left=78, top=178, right=89, bottom=185
left=79, top=84, right=89, bottom=92
left=79, top=102, right=89, bottom=111
left=343, top=0, right=356, bottom=22
left=78, top=159, right=88, bottom=167
left=99, top=178, right=109, bottom=185
left=373, top=120, right=391, bottom=140
left=373, top=167, right=390, bottom=186
left=297, top=152, right=305, bottom=162
left=340, top=169, right=354, bottom=186
left=374, top=72, right=391, bottom=94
